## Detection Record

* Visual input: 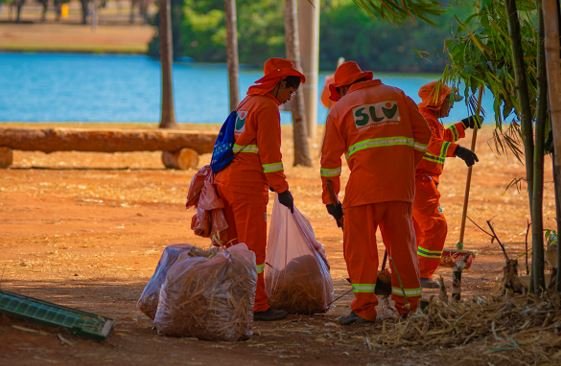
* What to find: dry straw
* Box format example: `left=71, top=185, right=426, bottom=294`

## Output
left=154, top=245, right=256, bottom=341
left=267, top=255, right=330, bottom=314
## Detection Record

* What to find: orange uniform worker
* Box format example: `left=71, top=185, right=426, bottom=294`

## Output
left=320, top=61, right=431, bottom=324
left=414, top=81, right=481, bottom=288
left=215, top=58, right=305, bottom=321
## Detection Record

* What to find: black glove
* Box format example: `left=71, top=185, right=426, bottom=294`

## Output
left=278, top=190, right=294, bottom=213
left=461, top=115, right=483, bottom=129
left=455, top=145, right=479, bottom=167
left=326, top=202, right=343, bottom=222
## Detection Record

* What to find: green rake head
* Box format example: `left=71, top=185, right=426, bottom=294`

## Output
left=0, top=289, right=113, bottom=341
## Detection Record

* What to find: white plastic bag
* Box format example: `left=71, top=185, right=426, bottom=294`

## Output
left=137, top=244, right=195, bottom=319
left=265, top=198, right=334, bottom=314
left=154, top=243, right=257, bottom=341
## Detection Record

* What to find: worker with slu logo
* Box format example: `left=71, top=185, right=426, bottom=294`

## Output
left=320, top=61, right=431, bottom=324
left=414, top=81, right=481, bottom=289
left=215, top=58, right=305, bottom=321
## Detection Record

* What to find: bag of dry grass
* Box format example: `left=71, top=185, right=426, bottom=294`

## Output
left=265, top=198, right=334, bottom=314
left=137, top=244, right=195, bottom=319
left=154, top=243, right=257, bottom=341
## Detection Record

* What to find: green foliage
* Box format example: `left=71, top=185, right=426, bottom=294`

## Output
left=321, top=0, right=471, bottom=72
left=149, top=0, right=473, bottom=72
left=443, top=0, right=538, bottom=126
left=351, top=0, right=444, bottom=25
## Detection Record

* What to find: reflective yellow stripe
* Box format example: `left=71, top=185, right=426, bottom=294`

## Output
left=449, top=125, right=459, bottom=141
left=262, top=162, right=284, bottom=173
left=320, top=166, right=342, bottom=177
left=417, top=246, right=442, bottom=258
left=422, top=152, right=445, bottom=164
left=233, top=143, right=259, bottom=154
left=440, top=141, right=451, bottom=158
left=256, top=263, right=264, bottom=274
left=347, top=136, right=427, bottom=158
left=413, top=141, right=428, bottom=152
left=392, top=286, right=422, bottom=297
left=352, top=283, right=376, bottom=293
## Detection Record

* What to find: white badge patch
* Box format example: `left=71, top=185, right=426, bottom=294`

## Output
left=353, top=101, right=400, bottom=129
left=235, top=110, right=248, bottom=134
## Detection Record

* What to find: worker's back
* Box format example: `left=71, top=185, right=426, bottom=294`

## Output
left=323, top=79, right=429, bottom=207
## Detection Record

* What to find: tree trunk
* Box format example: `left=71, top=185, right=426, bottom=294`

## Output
left=0, top=127, right=216, bottom=154
left=225, top=0, right=240, bottom=111
left=80, top=0, right=89, bottom=25
left=504, top=0, right=537, bottom=291
left=297, top=0, right=320, bottom=139
left=531, top=0, right=547, bottom=291
left=542, top=0, right=561, bottom=290
left=159, top=0, right=177, bottom=129
left=284, top=0, right=312, bottom=167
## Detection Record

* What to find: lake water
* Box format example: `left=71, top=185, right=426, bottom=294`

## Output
left=0, top=52, right=495, bottom=125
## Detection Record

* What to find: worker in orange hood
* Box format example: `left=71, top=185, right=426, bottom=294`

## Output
left=414, top=81, right=481, bottom=288
left=320, top=61, right=431, bottom=324
left=215, top=57, right=305, bottom=321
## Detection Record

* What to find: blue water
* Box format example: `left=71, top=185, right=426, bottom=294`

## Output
left=0, top=52, right=495, bottom=124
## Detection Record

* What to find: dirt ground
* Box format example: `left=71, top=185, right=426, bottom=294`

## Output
left=0, top=5, right=153, bottom=53
left=0, top=124, right=557, bottom=365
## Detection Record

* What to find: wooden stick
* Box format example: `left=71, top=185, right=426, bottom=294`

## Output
left=457, top=86, right=485, bottom=248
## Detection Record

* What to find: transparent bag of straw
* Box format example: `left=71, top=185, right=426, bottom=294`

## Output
left=137, top=244, right=195, bottom=319
left=154, top=243, right=257, bottom=341
left=265, top=198, right=334, bottom=314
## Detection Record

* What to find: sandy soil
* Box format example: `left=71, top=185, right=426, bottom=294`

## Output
left=0, top=124, right=557, bottom=365
left=0, top=5, right=153, bottom=53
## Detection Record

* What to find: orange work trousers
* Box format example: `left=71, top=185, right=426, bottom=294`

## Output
left=216, top=184, right=269, bottom=312
left=413, top=175, right=448, bottom=279
left=343, top=202, right=420, bottom=320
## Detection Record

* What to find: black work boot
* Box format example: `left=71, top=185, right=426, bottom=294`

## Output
left=253, top=308, right=288, bottom=321
left=420, top=277, right=440, bottom=289
left=337, top=311, right=374, bottom=326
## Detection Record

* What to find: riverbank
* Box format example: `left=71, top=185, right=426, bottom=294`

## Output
left=0, top=23, right=152, bottom=53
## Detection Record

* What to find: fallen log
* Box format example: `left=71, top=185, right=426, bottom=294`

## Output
left=0, top=127, right=217, bottom=169
left=0, top=127, right=216, bottom=154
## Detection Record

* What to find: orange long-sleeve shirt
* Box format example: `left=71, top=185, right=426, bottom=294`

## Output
left=320, top=79, right=431, bottom=207
left=416, top=108, right=466, bottom=178
left=215, top=94, right=289, bottom=196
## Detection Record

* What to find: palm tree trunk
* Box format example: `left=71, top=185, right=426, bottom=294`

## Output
left=284, top=0, right=312, bottom=167
left=225, top=0, right=240, bottom=111
left=542, top=0, right=561, bottom=290
left=159, top=0, right=177, bottom=129
left=531, top=0, right=547, bottom=291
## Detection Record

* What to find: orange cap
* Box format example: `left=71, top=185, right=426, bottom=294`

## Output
left=418, top=81, right=462, bottom=110
left=329, top=61, right=373, bottom=101
left=254, top=57, right=306, bottom=84
left=248, top=58, right=306, bottom=96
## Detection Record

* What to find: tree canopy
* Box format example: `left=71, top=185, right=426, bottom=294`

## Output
left=149, top=0, right=473, bottom=73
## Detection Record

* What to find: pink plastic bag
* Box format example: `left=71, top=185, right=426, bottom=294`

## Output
left=137, top=244, right=194, bottom=319
left=154, top=243, right=257, bottom=341
left=186, top=165, right=229, bottom=245
left=265, top=198, right=334, bottom=314
left=185, top=165, right=212, bottom=209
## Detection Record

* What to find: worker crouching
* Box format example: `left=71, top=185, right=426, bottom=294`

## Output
left=320, top=61, right=431, bottom=325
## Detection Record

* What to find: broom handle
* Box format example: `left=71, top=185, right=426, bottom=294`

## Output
left=458, top=86, right=484, bottom=247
